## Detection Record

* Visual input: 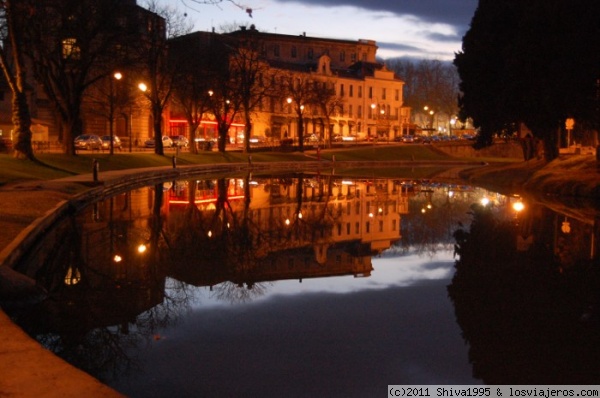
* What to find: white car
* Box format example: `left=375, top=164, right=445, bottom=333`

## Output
left=144, top=136, right=173, bottom=148
left=169, top=135, right=189, bottom=147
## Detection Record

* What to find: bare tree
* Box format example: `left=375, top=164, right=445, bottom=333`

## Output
left=229, top=34, right=277, bottom=153
left=136, top=1, right=192, bottom=155
left=0, top=0, right=36, bottom=160
left=179, top=0, right=257, bottom=18
left=388, top=59, right=459, bottom=129
left=280, top=72, right=315, bottom=152
left=311, top=78, right=344, bottom=148
left=21, top=0, right=140, bottom=155
left=169, top=38, right=212, bottom=154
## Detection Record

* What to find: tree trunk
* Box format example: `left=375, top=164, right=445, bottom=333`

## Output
left=153, top=105, right=164, bottom=155
left=0, top=0, right=35, bottom=160
left=63, top=114, right=83, bottom=156
left=542, top=130, right=559, bottom=161
left=298, top=114, right=304, bottom=152
left=188, top=120, right=199, bottom=155
left=11, top=85, right=35, bottom=160
left=218, top=122, right=228, bottom=152
left=244, top=117, right=252, bottom=154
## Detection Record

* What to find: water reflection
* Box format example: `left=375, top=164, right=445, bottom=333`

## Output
left=449, top=200, right=600, bottom=384
left=4, top=172, right=600, bottom=390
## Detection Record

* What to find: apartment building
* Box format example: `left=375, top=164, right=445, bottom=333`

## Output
left=168, top=26, right=409, bottom=144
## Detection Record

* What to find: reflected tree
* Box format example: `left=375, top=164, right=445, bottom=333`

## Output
left=400, top=187, right=472, bottom=257
left=449, top=203, right=600, bottom=384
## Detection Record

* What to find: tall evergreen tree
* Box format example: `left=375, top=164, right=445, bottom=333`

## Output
left=455, top=0, right=600, bottom=161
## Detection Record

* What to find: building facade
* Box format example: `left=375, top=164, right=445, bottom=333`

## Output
left=168, top=26, right=409, bottom=145
left=1, top=6, right=408, bottom=149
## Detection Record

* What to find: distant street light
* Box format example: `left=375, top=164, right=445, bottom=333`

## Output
left=108, top=71, right=124, bottom=155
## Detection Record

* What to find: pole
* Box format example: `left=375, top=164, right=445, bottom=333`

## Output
left=128, top=110, right=133, bottom=153
left=92, top=159, right=99, bottom=182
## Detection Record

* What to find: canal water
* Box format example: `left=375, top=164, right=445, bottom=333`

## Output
left=3, top=172, right=600, bottom=395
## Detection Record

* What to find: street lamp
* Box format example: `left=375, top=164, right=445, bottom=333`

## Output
left=370, top=101, right=388, bottom=141
left=108, top=71, right=123, bottom=155
left=287, top=97, right=305, bottom=150
left=423, top=106, right=435, bottom=130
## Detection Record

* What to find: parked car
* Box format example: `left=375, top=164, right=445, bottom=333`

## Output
left=304, top=134, right=320, bottom=143
left=162, top=136, right=174, bottom=147
left=101, top=135, right=122, bottom=150
left=74, top=134, right=103, bottom=150
left=249, top=135, right=267, bottom=144
left=144, top=136, right=173, bottom=148
left=170, top=135, right=189, bottom=148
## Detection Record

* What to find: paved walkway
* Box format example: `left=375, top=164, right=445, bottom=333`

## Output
left=0, top=310, right=124, bottom=397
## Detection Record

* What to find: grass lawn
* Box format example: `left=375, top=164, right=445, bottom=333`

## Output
left=0, top=145, right=464, bottom=186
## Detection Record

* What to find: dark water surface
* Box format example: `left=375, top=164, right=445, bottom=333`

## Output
left=3, top=173, right=600, bottom=395
left=109, top=255, right=475, bottom=397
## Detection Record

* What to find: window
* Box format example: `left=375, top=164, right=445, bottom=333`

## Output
left=291, top=46, right=297, bottom=58
left=340, top=51, right=345, bottom=62
left=62, top=38, right=80, bottom=60
left=308, top=48, right=314, bottom=59
left=274, top=45, right=280, bottom=57
left=351, top=53, right=357, bottom=62
left=382, top=88, right=387, bottom=100
left=349, top=85, right=354, bottom=97
left=358, top=86, right=362, bottom=98
left=340, top=84, right=345, bottom=97
left=395, top=89, right=400, bottom=101
left=368, top=87, right=373, bottom=99
left=357, top=105, right=362, bottom=118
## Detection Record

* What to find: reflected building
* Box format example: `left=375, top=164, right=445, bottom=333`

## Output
left=163, top=174, right=409, bottom=287
left=52, top=175, right=409, bottom=294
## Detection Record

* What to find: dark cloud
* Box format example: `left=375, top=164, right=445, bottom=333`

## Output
left=274, top=0, right=478, bottom=32
left=376, top=41, right=425, bottom=53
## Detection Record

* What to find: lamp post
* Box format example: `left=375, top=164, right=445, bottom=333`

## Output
left=107, top=72, right=123, bottom=155
left=370, top=101, right=387, bottom=141
left=449, top=117, right=456, bottom=137
left=287, top=97, right=305, bottom=151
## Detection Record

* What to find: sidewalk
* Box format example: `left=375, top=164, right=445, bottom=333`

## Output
left=0, top=310, right=124, bottom=397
